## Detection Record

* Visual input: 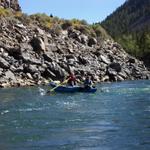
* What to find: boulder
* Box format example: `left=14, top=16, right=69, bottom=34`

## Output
left=15, top=23, right=26, bottom=29
left=117, top=75, right=125, bottom=81
left=88, top=37, right=97, bottom=47
left=0, top=48, right=4, bottom=53
left=128, top=57, right=136, bottom=64
left=109, top=63, right=122, bottom=72
left=67, top=59, right=76, bottom=66
left=21, top=52, right=41, bottom=65
left=21, top=52, right=30, bottom=62
left=4, top=70, right=17, bottom=82
left=93, top=51, right=101, bottom=57
left=78, top=56, right=88, bottom=65
left=58, top=63, right=70, bottom=73
left=26, top=73, right=33, bottom=80
left=38, top=66, right=46, bottom=73
left=30, top=37, right=46, bottom=52
left=118, top=72, right=127, bottom=79
left=7, top=46, right=21, bottom=59
left=43, top=53, right=53, bottom=62
left=10, top=65, right=17, bottom=72
left=0, top=69, right=3, bottom=77
left=0, top=57, right=10, bottom=69
left=30, top=58, right=42, bottom=65
left=68, top=48, right=74, bottom=54
left=33, top=72, right=41, bottom=80
left=80, top=34, right=88, bottom=45
left=42, top=69, right=56, bottom=80
left=48, top=62, right=66, bottom=79
left=68, top=29, right=81, bottom=43
left=101, top=75, right=109, bottom=82
left=100, top=55, right=110, bottom=64
left=107, top=68, right=117, bottom=76
left=23, top=64, right=39, bottom=75
left=35, top=28, right=45, bottom=35
left=14, top=66, right=24, bottom=73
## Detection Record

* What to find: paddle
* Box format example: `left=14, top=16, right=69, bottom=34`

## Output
left=48, top=78, right=70, bottom=93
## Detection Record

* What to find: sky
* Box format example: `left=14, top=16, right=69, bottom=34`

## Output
left=19, top=0, right=126, bottom=24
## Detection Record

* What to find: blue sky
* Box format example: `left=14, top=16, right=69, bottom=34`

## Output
left=19, top=0, right=126, bottom=23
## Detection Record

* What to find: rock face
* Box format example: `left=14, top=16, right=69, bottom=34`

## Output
left=0, top=0, right=21, bottom=11
left=0, top=16, right=149, bottom=87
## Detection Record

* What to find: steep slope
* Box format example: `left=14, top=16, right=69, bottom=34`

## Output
left=0, top=0, right=21, bottom=11
left=0, top=2, right=149, bottom=87
left=0, top=12, right=149, bottom=87
left=101, top=0, right=150, bottom=36
left=101, top=0, right=150, bottom=67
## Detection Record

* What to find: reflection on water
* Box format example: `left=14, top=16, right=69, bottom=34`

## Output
left=0, top=80, right=150, bottom=150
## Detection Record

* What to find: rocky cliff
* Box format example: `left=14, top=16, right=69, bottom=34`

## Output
left=0, top=10, right=149, bottom=87
left=0, top=0, right=21, bottom=11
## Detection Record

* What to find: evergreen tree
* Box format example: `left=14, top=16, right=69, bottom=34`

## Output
left=101, top=0, right=150, bottom=67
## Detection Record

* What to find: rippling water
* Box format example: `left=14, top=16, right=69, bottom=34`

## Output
left=0, top=80, right=150, bottom=150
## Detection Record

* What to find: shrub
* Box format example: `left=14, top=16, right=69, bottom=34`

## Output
left=0, top=8, right=12, bottom=17
left=61, top=20, right=72, bottom=30
left=29, top=13, right=62, bottom=31
left=14, top=12, right=30, bottom=24
left=70, top=19, right=84, bottom=28
left=50, top=23, right=62, bottom=35
left=91, top=24, right=110, bottom=39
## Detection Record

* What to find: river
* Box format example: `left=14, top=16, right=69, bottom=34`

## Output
left=0, top=80, right=150, bottom=150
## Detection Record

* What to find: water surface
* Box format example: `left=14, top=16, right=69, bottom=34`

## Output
left=0, top=80, right=150, bottom=150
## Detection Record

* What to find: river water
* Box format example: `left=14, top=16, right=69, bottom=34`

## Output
left=0, top=80, right=150, bottom=150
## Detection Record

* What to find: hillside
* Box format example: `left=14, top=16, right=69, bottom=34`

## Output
left=101, top=0, right=150, bottom=67
left=0, top=0, right=149, bottom=87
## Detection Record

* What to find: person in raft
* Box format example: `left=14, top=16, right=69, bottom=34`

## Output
left=67, top=72, right=77, bottom=86
left=84, top=75, right=93, bottom=89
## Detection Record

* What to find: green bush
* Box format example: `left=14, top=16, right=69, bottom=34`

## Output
left=91, top=24, right=110, bottom=39
left=0, top=8, right=12, bottom=17
left=0, top=9, right=109, bottom=43
left=14, top=12, right=31, bottom=25
left=61, top=20, right=72, bottom=30
left=50, top=23, right=62, bottom=35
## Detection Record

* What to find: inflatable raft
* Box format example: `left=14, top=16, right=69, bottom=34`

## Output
left=48, top=82, right=97, bottom=93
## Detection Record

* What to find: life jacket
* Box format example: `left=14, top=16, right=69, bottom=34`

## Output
left=68, top=74, right=76, bottom=82
left=84, top=79, right=92, bottom=86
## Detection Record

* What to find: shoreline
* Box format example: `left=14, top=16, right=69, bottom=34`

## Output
left=0, top=78, right=149, bottom=88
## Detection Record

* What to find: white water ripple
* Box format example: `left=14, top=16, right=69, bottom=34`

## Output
left=56, top=100, right=80, bottom=110
left=1, top=110, right=10, bottom=115
left=38, top=87, right=46, bottom=96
